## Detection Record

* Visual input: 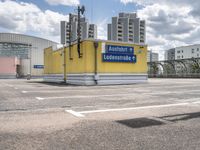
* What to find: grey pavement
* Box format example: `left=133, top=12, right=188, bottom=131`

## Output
left=0, top=79, right=200, bottom=150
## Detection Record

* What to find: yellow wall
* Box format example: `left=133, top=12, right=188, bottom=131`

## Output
left=44, top=47, right=52, bottom=74
left=44, top=40, right=147, bottom=75
left=66, top=43, right=87, bottom=73
left=44, top=47, right=63, bottom=74
left=84, top=41, right=147, bottom=73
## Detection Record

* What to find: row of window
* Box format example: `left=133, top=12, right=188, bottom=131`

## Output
left=177, top=53, right=200, bottom=59
left=177, top=48, right=200, bottom=54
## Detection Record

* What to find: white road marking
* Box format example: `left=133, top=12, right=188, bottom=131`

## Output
left=21, top=89, right=102, bottom=93
left=5, top=84, right=13, bottom=87
left=79, top=103, right=190, bottom=114
left=147, top=117, right=173, bottom=124
left=176, top=97, right=200, bottom=103
left=65, top=102, right=190, bottom=117
left=34, top=89, right=200, bottom=100
left=65, top=110, right=85, bottom=117
left=17, top=88, right=151, bottom=93
left=22, top=91, right=28, bottom=93
left=192, top=101, right=200, bottom=104
left=149, top=90, right=200, bottom=95
left=14, top=86, right=200, bottom=94
left=35, top=97, right=45, bottom=100
left=34, top=93, right=146, bottom=100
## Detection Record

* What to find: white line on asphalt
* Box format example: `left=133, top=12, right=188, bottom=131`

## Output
left=33, top=89, right=200, bottom=100
left=147, top=117, right=173, bottom=124
left=177, top=98, right=199, bottom=102
left=192, top=101, right=200, bottom=104
left=65, top=110, right=85, bottom=117
left=79, top=103, right=190, bottom=114
left=35, top=97, right=45, bottom=100
left=34, top=93, right=139, bottom=100
left=16, top=87, right=200, bottom=94
left=65, top=102, right=190, bottom=117
left=19, top=88, right=151, bottom=93
left=5, top=84, right=13, bottom=87
left=149, top=90, right=200, bottom=95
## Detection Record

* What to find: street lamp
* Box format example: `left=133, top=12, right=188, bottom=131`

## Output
left=77, top=5, right=85, bottom=58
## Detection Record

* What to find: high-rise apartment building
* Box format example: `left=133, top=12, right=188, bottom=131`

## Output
left=107, top=12, right=146, bottom=44
left=61, top=14, right=97, bottom=45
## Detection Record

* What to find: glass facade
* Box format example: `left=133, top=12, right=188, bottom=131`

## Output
left=0, top=42, right=30, bottom=59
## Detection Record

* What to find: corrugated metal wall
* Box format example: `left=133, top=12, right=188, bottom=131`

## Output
left=0, top=33, right=58, bottom=76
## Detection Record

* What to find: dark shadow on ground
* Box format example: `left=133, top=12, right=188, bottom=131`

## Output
left=26, top=81, right=75, bottom=87
left=26, top=81, right=145, bottom=87
left=159, top=112, right=200, bottom=122
left=117, top=118, right=164, bottom=129
left=117, top=112, right=200, bottom=129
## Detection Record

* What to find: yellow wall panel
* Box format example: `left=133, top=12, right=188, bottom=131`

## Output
left=44, top=40, right=147, bottom=75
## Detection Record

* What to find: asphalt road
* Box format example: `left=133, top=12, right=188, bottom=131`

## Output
left=0, top=78, right=200, bottom=150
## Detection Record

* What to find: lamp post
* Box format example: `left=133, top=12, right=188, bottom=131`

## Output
left=63, top=44, right=66, bottom=82
left=77, top=5, right=85, bottom=58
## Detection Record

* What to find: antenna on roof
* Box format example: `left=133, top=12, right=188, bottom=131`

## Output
left=91, top=0, right=93, bottom=23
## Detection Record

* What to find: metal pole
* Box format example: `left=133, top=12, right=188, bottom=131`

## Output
left=94, top=41, right=99, bottom=84
left=69, top=13, right=72, bottom=60
left=28, top=44, right=32, bottom=80
left=63, top=44, right=66, bottom=82
left=77, top=6, right=81, bottom=58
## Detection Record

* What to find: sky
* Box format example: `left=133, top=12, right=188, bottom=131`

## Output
left=1, top=0, right=200, bottom=60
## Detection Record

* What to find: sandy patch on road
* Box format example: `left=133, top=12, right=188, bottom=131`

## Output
left=0, top=109, right=80, bottom=133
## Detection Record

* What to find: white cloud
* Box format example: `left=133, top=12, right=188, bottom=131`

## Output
left=120, top=0, right=200, bottom=60
left=97, top=18, right=108, bottom=40
left=45, top=0, right=79, bottom=6
left=0, top=0, right=69, bottom=42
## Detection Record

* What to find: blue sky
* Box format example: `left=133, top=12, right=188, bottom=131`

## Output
left=21, top=0, right=138, bottom=23
left=18, top=0, right=139, bottom=41
left=1, top=0, right=200, bottom=60
left=0, top=0, right=139, bottom=43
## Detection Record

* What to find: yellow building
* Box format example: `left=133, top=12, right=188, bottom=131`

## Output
left=44, top=39, right=148, bottom=85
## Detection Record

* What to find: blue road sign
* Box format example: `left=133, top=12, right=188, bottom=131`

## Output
left=102, top=53, right=136, bottom=63
left=34, top=65, right=44, bottom=69
left=106, top=45, right=134, bottom=54
left=102, top=45, right=136, bottom=63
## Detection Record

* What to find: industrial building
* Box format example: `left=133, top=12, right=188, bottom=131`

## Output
left=44, top=39, right=148, bottom=85
left=147, top=51, right=159, bottom=62
left=175, top=44, right=200, bottom=59
left=107, top=13, right=146, bottom=44
left=165, top=44, right=200, bottom=60
left=0, top=33, right=58, bottom=78
left=61, top=14, right=97, bottom=45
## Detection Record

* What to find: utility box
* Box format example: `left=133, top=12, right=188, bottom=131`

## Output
left=44, top=39, right=148, bottom=85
